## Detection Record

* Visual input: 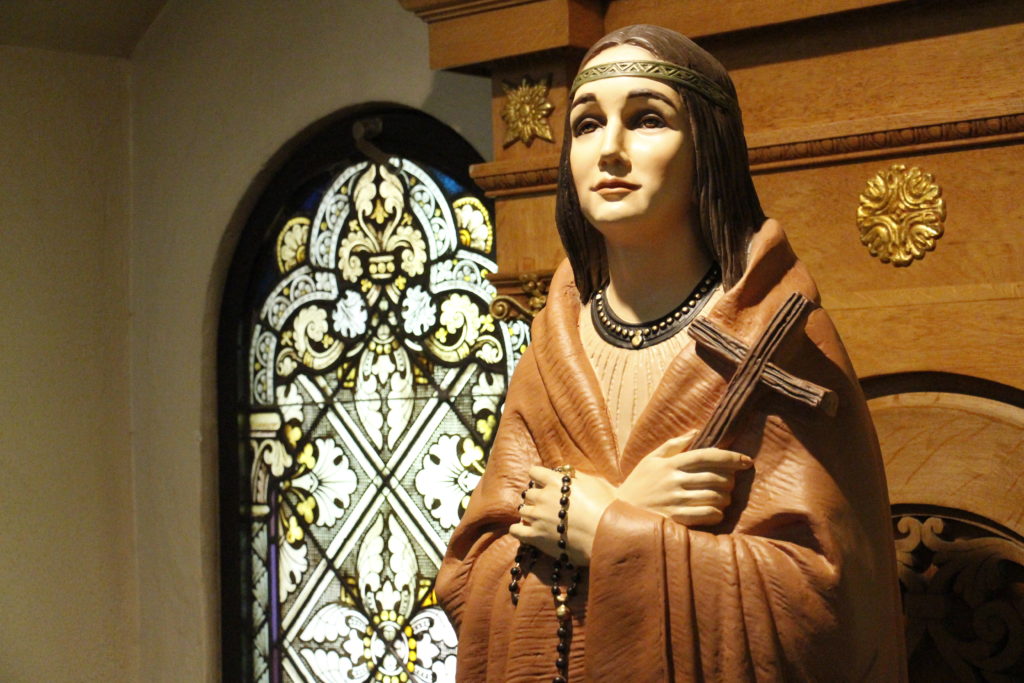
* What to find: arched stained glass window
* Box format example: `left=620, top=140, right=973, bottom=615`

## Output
left=219, top=107, right=529, bottom=682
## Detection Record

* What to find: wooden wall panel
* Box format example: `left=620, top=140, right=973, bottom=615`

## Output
left=493, top=191, right=562, bottom=273
left=832, top=299, right=1023, bottom=387
left=752, top=142, right=1023, bottom=387
left=753, top=144, right=1024, bottom=295
left=729, top=19, right=1024, bottom=139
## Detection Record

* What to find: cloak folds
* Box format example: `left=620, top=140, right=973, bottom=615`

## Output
left=436, top=220, right=907, bottom=682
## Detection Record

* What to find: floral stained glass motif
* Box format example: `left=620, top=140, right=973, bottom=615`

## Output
left=245, top=156, right=529, bottom=682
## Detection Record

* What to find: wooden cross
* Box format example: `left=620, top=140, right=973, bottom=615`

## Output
left=686, top=292, right=837, bottom=450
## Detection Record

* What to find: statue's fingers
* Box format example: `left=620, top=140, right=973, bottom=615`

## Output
left=678, top=488, right=730, bottom=507
left=509, top=522, right=532, bottom=541
left=651, top=430, right=699, bottom=458
left=518, top=504, right=538, bottom=523
left=528, top=465, right=559, bottom=488
left=680, top=470, right=733, bottom=489
left=675, top=448, right=752, bottom=472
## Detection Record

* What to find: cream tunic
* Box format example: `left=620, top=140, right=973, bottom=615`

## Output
left=578, top=287, right=724, bottom=453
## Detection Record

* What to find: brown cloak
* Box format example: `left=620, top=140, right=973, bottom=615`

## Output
left=437, top=220, right=907, bottom=681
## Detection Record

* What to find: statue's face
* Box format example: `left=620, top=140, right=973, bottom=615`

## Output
left=569, top=44, right=695, bottom=245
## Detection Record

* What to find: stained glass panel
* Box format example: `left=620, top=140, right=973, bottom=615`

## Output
left=239, top=151, right=528, bottom=682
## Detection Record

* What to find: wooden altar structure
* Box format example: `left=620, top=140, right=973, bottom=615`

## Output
left=401, top=1, right=1024, bottom=679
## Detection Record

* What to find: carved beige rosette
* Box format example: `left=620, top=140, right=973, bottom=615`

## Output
left=500, top=75, right=555, bottom=147
left=857, top=164, right=946, bottom=266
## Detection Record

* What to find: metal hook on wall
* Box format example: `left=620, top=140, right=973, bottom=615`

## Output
left=352, top=117, right=399, bottom=173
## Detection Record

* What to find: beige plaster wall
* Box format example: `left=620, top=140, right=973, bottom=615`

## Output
left=0, top=46, right=137, bottom=681
left=129, top=1, right=490, bottom=679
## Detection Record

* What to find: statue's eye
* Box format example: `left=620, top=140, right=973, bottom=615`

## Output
left=637, top=113, right=666, bottom=129
left=573, top=118, right=599, bottom=137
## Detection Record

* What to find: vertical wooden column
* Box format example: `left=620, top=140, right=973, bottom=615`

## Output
left=400, top=0, right=604, bottom=306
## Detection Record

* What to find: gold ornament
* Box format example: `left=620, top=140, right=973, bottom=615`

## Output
left=571, top=59, right=737, bottom=112
left=857, top=164, right=946, bottom=266
left=500, top=75, right=555, bottom=148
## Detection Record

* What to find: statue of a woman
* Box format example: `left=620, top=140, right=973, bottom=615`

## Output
left=437, top=24, right=906, bottom=682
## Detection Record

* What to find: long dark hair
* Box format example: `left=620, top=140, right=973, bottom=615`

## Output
left=555, top=24, right=765, bottom=301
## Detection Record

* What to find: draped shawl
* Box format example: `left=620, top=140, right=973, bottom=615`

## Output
left=436, top=220, right=906, bottom=681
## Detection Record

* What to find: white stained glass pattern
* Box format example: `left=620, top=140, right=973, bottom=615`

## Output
left=245, top=157, right=530, bottom=682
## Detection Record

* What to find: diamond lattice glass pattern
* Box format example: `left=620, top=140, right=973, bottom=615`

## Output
left=244, top=157, right=529, bottom=682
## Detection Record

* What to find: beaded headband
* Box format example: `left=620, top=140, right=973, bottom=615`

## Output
left=570, top=59, right=738, bottom=113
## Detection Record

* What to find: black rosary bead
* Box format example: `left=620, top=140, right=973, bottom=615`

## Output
left=514, top=466, right=584, bottom=683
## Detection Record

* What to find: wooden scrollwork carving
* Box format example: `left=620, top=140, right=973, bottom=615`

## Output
left=489, top=273, right=550, bottom=322
left=894, top=510, right=1024, bottom=681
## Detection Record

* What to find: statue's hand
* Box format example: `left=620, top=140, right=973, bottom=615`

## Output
left=510, top=467, right=615, bottom=567
left=617, top=431, right=753, bottom=526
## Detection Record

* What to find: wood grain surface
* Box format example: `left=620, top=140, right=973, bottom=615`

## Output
left=871, top=391, right=1024, bottom=535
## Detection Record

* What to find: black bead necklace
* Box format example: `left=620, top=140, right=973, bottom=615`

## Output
left=592, top=262, right=721, bottom=349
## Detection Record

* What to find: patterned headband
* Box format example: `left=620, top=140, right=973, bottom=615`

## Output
left=570, top=60, right=738, bottom=113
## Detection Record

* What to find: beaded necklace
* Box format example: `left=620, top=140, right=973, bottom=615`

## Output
left=591, top=263, right=720, bottom=349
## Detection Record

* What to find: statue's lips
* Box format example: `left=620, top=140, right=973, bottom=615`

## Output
left=592, top=180, right=640, bottom=195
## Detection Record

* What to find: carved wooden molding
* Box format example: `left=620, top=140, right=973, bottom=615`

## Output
left=894, top=511, right=1024, bottom=680
left=488, top=271, right=553, bottom=320
left=749, top=112, right=1024, bottom=171
left=398, top=0, right=535, bottom=23
left=471, top=113, right=1024, bottom=197
left=471, top=154, right=560, bottom=197
left=604, top=0, right=901, bottom=39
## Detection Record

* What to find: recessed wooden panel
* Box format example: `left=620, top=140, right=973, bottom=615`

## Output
left=493, top=192, right=563, bottom=273
left=870, top=391, right=1024, bottom=535
left=831, top=298, right=1024, bottom=388
left=753, top=143, right=1024, bottom=296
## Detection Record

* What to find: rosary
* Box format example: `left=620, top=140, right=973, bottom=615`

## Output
left=508, top=464, right=580, bottom=683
